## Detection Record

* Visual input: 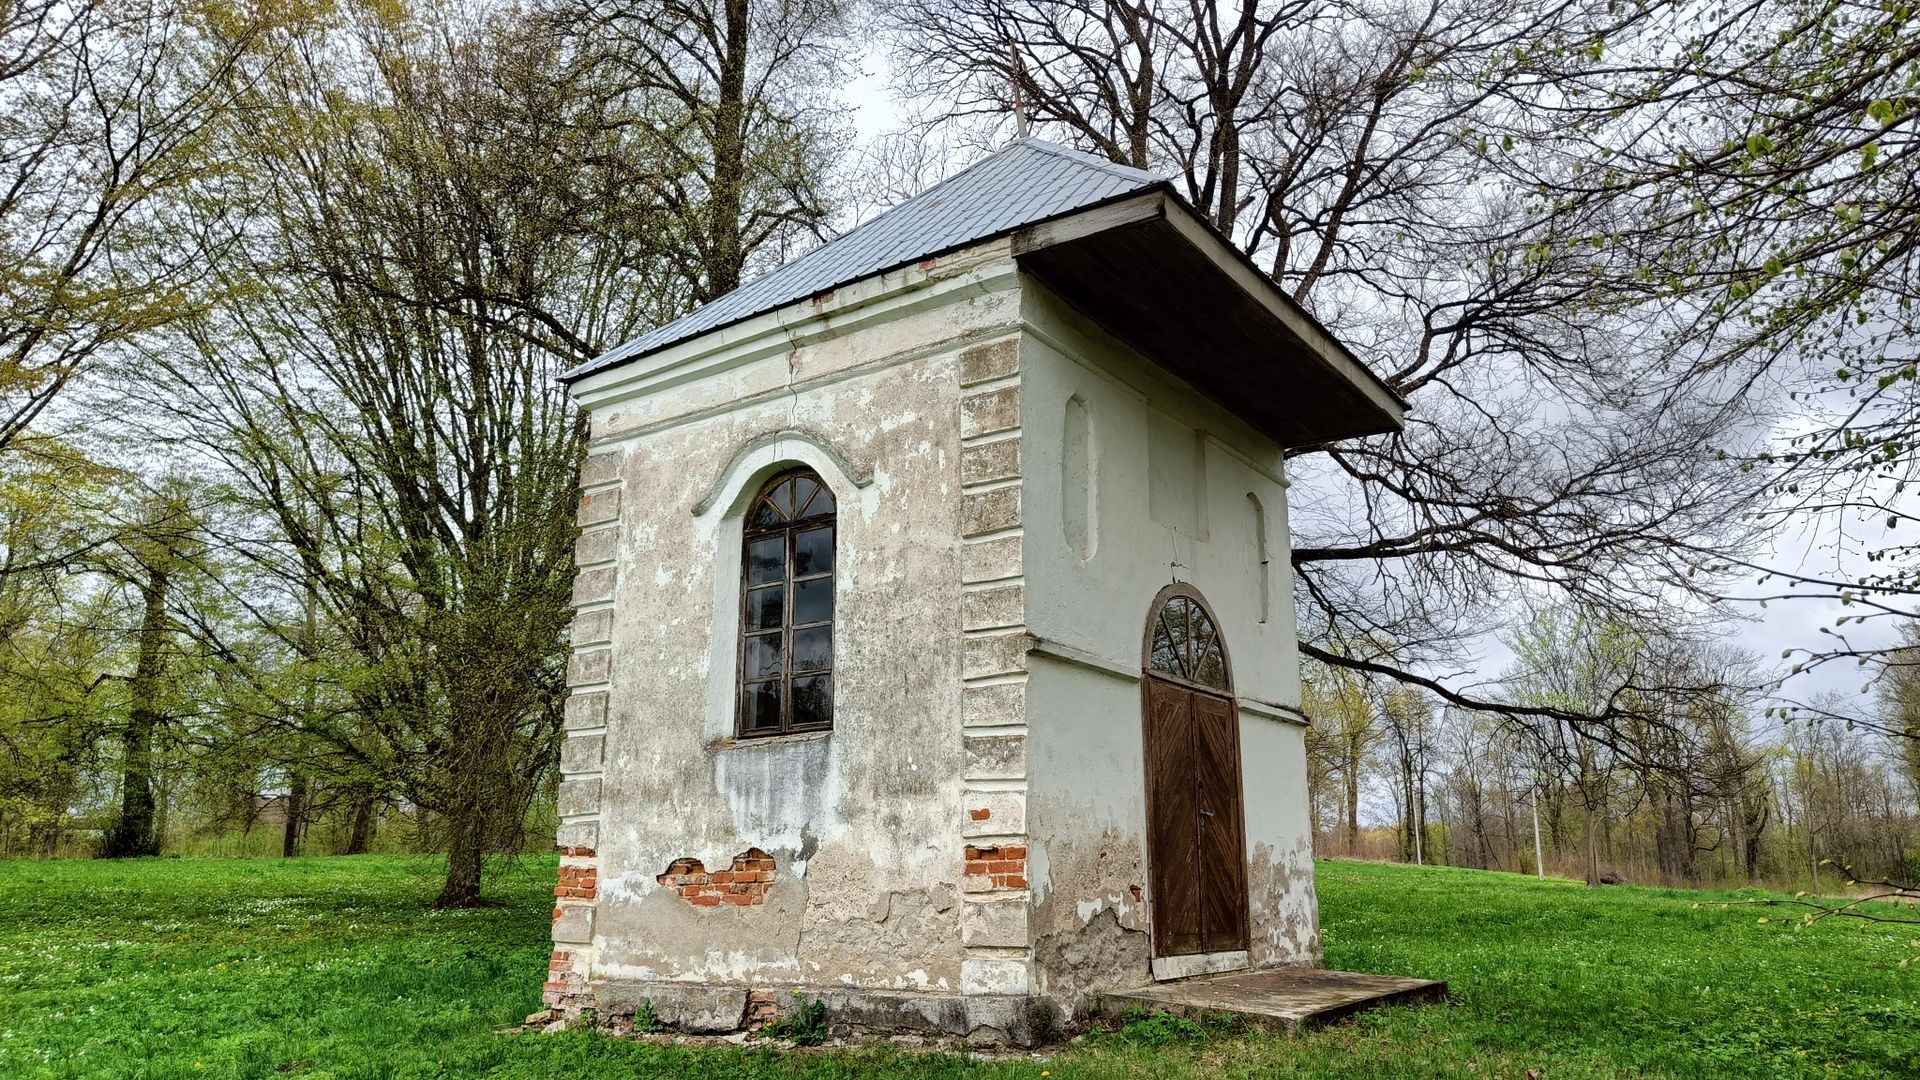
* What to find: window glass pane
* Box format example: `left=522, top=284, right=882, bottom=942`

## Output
left=1158, top=607, right=1191, bottom=676
left=793, top=577, right=834, bottom=624
left=792, top=674, right=832, bottom=727
left=1191, top=601, right=1214, bottom=637
left=744, top=632, right=784, bottom=679
left=1194, top=643, right=1227, bottom=690
left=749, top=499, right=783, bottom=528
left=793, top=526, right=834, bottom=576
left=747, top=537, right=785, bottom=584
left=1175, top=599, right=1196, bottom=671
left=793, top=626, right=832, bottom=672
left=772, top=478, right=796, bottom=516
left=1192, top=608, right=1217, bottom=675
left=1150, top=621, right=1180, bottom=675
left=791, top=476, right=819, bottom=517
left=742, top=681, right=782, bottom=732
left=807, top=484, right=835, bottom=516
left=745, top=584, right=784, bottom=630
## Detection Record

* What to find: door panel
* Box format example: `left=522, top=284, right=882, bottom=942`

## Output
left=1193, top=692, right=1249, bottom=952
left=1144, top=675, right=1248, bottom=958
left=1145, top=679, right=1202, bottom=955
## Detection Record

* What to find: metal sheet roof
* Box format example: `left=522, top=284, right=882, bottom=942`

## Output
left=562, top=138, right=1162, bottom=382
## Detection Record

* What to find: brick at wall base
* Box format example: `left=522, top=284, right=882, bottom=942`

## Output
left=746, top=989, right=781, bottom=1030
left=542, top=946, right=594, bottom=1021
left=540, top=845, right=598, bottom=1025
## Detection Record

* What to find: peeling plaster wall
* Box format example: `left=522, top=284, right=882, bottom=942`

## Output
left=1241, top=717, right=1323, bottom=967
left=1017, top=278, right=1320, bottom=1006
left=1023, top=655, right=1154, bottom=1004
left=551, top=248, right=1320, bottom=1027
left=558, top=249, right=1027, bottom=1002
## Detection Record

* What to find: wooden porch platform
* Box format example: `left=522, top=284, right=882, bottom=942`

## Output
left=1096, top=968, right=1447, bottom=1034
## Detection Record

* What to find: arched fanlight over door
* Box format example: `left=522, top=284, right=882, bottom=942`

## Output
left=1147, top=593, right=1231, bottom=693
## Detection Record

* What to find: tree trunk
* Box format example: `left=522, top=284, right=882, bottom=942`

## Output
left=1342, top=750, right=1360, bottom=854
left=152, top=775, right=171, bottom=849
left=281, top=772, right=307, bottom=858
left=345, top=790, right=376, bottom=855
left=1399, top=745, right=1416, bottom=863
left=434, top=803, right=486, bottom=908
left=701, top=0, right=751, bottom=300
left=1584, top=806, right=1601, bottom=885
left=102, top=563, right=170, bottom=859
left=1653, top=787, right=1686, bottom=886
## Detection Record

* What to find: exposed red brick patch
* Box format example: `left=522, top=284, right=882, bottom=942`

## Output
left=557, top=845, right=596, bottom=858
left=964, top=844, right=1028, bottom=890
left=555, top=864, right=598, bottom=900
left=542, top=947, right=591, bottom=1014
left=658, top=847, right=777, bottom=906
left=746, top=989, right=780, bottom=1029
left=968, top=807, right=992, bottom=821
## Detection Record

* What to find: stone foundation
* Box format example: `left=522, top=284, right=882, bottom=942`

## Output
left=590, top=980, right=1065, bottom=1047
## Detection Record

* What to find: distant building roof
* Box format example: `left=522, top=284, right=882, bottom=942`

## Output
left=562, top=139, right=1163, bottom=382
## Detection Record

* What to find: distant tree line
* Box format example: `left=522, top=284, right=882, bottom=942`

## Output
left=1306, top=613, right=1920, bottom=892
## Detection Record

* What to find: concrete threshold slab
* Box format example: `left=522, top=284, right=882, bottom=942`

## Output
left=1096, top=967, right=1447, bottom=1034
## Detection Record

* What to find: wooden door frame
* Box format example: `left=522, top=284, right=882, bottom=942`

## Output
left=1138, top=583, right=1251, bottom=977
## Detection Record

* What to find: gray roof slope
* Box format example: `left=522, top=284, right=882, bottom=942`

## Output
left=562, top=138, right=1163, bottom=382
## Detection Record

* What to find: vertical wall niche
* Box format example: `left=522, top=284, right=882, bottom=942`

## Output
left=1062, top=394, right=1096, bottom=559
left=1247, top=492, right=1270, bottom=624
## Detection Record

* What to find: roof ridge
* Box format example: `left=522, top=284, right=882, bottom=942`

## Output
left=831, top=138, right=1033, bottom=236
left=686, top=138, right=1035, bottom=296
left=1017, top=137, right=1161, bottom=184
left=564, top=137, right=1165, bottom=381
left=732, top=140, right=1157, bottom=294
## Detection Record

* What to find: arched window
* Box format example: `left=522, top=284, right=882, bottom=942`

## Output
left=1146, top=591, right=1231, bottom=693
left=738, top=469, right=836, bottom=736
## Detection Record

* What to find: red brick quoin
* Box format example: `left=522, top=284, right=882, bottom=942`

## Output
left=555, top=863, right=598, bottom=900
left=965, top=844, right=1027, bottom=889
left=657, top=847, right=777, bottom=906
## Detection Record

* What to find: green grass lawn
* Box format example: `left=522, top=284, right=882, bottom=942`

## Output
left=0, top=855, right=1914, bottom=1079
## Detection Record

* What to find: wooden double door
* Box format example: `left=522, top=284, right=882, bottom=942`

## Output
left=1142, top=588, right=1249, bottom=959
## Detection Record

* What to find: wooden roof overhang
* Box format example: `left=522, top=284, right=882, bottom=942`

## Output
left=1011, top=188, right=1407, bottom=448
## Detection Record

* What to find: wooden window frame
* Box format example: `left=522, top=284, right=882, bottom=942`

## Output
left=1141, top=584, right=1234, bottom=695
left=736, top=468, right=836, bottom=738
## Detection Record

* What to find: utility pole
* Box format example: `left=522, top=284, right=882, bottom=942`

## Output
left=1009, top=42, right=1030, bottom=138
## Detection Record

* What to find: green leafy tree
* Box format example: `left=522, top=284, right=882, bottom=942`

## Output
left=0, top=1, right=289, bottom=459
left=136, top=0, right=841, bottom=903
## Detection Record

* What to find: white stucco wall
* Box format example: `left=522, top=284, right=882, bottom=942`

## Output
left=555, top=247, right=1029, bottom=1003
left=1015, top=278, right=1321, bottom=1004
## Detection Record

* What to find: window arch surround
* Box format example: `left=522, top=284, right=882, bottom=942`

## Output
left=736, top=468, right=836, bottom=737
left=1141, top=584, right=1233, bottom=695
